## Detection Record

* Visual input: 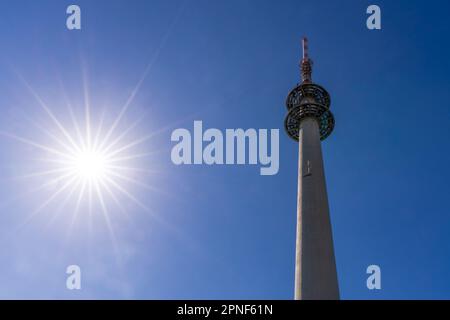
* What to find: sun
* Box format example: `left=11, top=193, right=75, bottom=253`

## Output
left=0, top=72, right=160, bottom=237
left=72, top=149, right=108, bottom=182
left=18, top=111, right=150, bottom=219
left=29, top=107, right=153, bottom=217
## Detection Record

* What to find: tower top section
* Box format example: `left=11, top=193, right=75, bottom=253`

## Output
left=301, top=37, right=313, bottom=83
left=284, top=37, right=335, bottom=141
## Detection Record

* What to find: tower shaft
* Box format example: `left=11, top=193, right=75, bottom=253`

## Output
left=294, top=117, right=339, bottom=300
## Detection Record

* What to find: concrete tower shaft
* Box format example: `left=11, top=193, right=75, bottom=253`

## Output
left=295, top=117, right=339, bottom=299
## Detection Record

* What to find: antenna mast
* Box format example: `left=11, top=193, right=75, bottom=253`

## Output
left=301, top=37, right=313, bottom=83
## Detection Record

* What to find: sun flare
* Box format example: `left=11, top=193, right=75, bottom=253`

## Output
left=72, top=149, right=108, bottom=182
left=0, top=73, right=159, bottom=235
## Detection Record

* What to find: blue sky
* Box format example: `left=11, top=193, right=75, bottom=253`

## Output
left=0, top=0, right=449, bottom=299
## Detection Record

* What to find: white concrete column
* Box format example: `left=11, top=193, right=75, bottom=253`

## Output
left=294, top=117, right=339, bottom=300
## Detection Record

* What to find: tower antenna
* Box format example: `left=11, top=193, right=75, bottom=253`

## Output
left=301, top=37, right=313, bottom=83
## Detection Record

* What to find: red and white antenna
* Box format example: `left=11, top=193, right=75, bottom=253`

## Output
left=302, top=37, right=309, bottom=61
left=301, top=37, right=313, bottom=83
